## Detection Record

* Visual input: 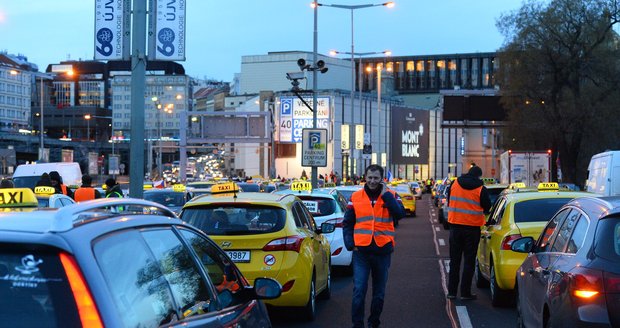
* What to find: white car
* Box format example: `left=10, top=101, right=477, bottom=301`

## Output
left=409, top=181, right=423, bottom=199
left=275, top=188, right=353, bottom=270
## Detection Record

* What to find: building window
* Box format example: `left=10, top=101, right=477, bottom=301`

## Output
left=482, top=58, right=490, bottom=87
left=460, top=59, right=469, bottom=87
left=437, top=60, right=446, bottom=88
left=428, top=60, right=436, bottom=89
left=275, top=142, right=296, bottom=158
left=472, top=59, right=480, bottom=88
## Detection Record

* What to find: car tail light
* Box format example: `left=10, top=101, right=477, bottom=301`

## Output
left=403, top=195, right=414, bottom=201
left=500, top=234, right=522, bottom=250
left=281, top=280, right=295, bottom=292
left=332, top=247, right=343, bottom=256
left=326, top=217, right=344, bottom=228
left=569, top=267, right=604, bottom=299
left=59, top=253, right=103, bottom=328
left=263, top=235, right=304, bottom=253
left=604, top=271, right=620, bottom=293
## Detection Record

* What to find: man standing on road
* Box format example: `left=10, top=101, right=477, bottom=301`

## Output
left=344, top=164, right=405, bottom=328
left=446, top=165, right=492, bottom=300
left=74, top=174, right=102, bottom=202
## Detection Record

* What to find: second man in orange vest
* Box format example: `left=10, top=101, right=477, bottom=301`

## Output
left=446, top=166, right=492, bottom=300
left=74, top=174, right=102, bottom=202
left=343, top=164, right=405, bottom=328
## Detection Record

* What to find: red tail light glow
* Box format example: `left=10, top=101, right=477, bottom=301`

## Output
left=500, top=234, right=522, bottom=250
left=263, top=235, right=304, bottom=253
left=403, top=195, right=414, bottom=200
left=332, top=247, right=343, bottom=256
left=570, top=267, right=604, bottom=299
left=281, top=280, right=295, bottom=292
left=59, top=253, right=103, bottom=328
left=326, top=217, right=344, bottom=228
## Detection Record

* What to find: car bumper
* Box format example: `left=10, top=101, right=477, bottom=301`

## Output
left=324, top=229, right=352, bottom=266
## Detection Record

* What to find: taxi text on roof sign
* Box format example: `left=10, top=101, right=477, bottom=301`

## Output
left=172, top=184, right=186, bottom=192
left=538, top=182, right=559, bottom=191
left=0, top=188, right=39, bottom=208
left=291, top=181, right=312, bottom=192
left=510, top=182, right=527, bottom=190
left=34, top=186, right=56, bottom=195
left=211, top=182, right=239, bottom=194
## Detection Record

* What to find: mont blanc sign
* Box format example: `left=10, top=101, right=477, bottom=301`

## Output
left=391, top=107, right=429, bottom=165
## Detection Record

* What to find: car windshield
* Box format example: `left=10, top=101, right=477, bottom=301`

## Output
left=297, top=196, right=337, bottom=217
left=181, top=205, right=286, bottom=236
left=237, top=183, right=260, bottom=192
left=0, top=245, right=81, bottom=327
left=394, top=186, right=411, bottom=194
left=12, top=176, right=40, bottom=190
left=487, top=188, right=507, bottom=205
left=594, top=216, right=620, bottom=262
left=144, top=192, right=186, bottom=207
left=513, top=198, right=574, bottom=223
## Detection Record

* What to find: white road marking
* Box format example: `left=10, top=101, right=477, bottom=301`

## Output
left=435, top=226, right=441, bottom=232
left=434, top=219, right=438, bottom=223
left=444, top=259, right=451, bottom=273
left=439, top=238, right=446, bottom=246
left=456, top=306, right=473, bottom=328
left=429, top=217, right=440, bottom=256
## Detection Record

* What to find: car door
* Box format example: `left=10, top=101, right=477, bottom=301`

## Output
left=480, top=197, right=507, bottom=276
left=300, top=202, right=329, bottom=289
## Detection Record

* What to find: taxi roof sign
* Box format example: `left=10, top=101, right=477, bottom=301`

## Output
left=291, top=181, right=312, bottom=192
left=34, top=186, right=56, bottom=195
left=538, top=182, right=559, bottom=191
left=482, top=177, right=497, bottom=185
left=210, top=182, right=239, bottom=194
left=0, top=188, right=39, bottom=208
left=172, top=184, right=186, bottom=192
left=510, top=182, right=527, bottom=189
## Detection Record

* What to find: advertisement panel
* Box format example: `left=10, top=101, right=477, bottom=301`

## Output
left=278, top=96, right=330, bottom=143
left=391, top=107, right=430, bottom=165
left=151, top=0, right=186, bottom=61
left=94, top=0, right=129, bottom=60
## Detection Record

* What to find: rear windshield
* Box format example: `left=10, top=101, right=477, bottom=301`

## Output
left=338, top=190, right=355, bottom=202
left=181, top=205, right=286, bottom=235
left=513, top=198, right=574, bottom=223
left=594, top=217, right=620, bottom=261
left=238, top=184, right=260, bottom=192
left=297, top=196, right=336, bottom=217
left=0, top=245, right=80, bottom=327
left=144, top=192, right=186, bottom=207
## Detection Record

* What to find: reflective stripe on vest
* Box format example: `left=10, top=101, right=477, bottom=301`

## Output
left=447, top=179, right=485, bottom=227
left=351, top=189, right=396, bottom=247
left=74, top=187, right=96, bottom=202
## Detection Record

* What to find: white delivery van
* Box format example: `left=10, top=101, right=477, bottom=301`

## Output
left=12, top=162, right=83, bottom=190
left=586, top=151, right=620, bottom=196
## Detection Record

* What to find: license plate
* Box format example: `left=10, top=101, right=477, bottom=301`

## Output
left=226, top=251, right=251, bottom=263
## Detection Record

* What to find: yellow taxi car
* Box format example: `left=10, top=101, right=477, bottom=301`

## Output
left=180, top=182, right=334, bottom=321
left=0, top=187, right=75, bottom=210
left=475, top=182, right=591, bottom=306
left=388, top=183, right=416, bottom=217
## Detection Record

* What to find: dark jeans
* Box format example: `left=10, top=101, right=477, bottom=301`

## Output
left=448, top=225, right=481, bottom=296
left=352, top=251, right=391, bottom=328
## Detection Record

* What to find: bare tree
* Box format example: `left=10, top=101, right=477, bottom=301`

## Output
left=497, top=0, right=620, bottom=185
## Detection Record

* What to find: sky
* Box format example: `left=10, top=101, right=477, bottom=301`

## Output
left=0, top=0, right=525, bottom=82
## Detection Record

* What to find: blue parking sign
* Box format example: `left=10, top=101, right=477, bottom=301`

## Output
left=281, top=98, right=292, bottom=115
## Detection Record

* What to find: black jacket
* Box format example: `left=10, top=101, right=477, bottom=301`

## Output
left=447, top=174, right=492, bottom=214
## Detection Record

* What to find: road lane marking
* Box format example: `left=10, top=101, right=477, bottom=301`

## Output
left=444, top=259, right=450, bottom=273
left=439, top=238, right=445, bottom=246
left=435, top=226, right=441, bottom=232
left=456, top=306, right=473, bottom=328
left=434, top=219, right=438, bottom=223
left=439, top=259, right=460, bottom=328
left=429, top=217, right=440, bottom=256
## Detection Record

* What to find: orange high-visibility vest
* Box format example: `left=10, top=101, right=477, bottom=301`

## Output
left=351, top=189, right=396, bottom=247
left=60, top=184, right=68, bottom=195
left=74, top=187, right=96, bottom=202
left=447, top=180, right=485, bottom=227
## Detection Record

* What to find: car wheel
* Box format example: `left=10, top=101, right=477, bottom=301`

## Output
left=475, top=259, right=489, bottom=288
left=516, top=282, right=525, bottom=328
left=490, top=262, right=513, bottom=307
left=302, top=275, right=317, bottom=321
left=318, top=264, right=331, bottom=300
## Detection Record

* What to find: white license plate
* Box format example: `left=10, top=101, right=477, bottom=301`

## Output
left=226, top=251, right=251, bottom=263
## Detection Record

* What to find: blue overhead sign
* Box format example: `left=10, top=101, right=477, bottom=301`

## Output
left=277, top=96, right=330, bottom=143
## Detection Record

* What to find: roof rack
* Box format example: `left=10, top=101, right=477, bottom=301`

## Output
left=51, top=198, right=177, bottom=232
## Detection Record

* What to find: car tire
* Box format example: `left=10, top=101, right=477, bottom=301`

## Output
left=302, top=274, right=317, bottom=321
left=490, top=262, right=514, bottom=307
left=475, top=259, right=489, bottom=288
left=318, top=265, right=331, bottom=300
left=412, top=210, right=417, bottom=217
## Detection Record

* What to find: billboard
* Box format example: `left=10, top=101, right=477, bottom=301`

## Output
left=149, top=0, right=186, bottom=61
left=391, top=107, right=430, bottom=165
left=277, top=96, right=330, bottom=143
left=94, top=0, right=130, bottom=60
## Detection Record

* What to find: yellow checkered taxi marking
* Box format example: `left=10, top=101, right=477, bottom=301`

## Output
left=537, top=182, right=559, bottom=191
left=34, top=186, right=56, bottom=195
left=509, top=182, right=527, bottom=190
left=0, top=188, right=39, bottom=208
left=172, top=184, right=186, bottom=192
left=211, top=182, right=239, bottom=194
left=291, top=181, right=312, bottom=192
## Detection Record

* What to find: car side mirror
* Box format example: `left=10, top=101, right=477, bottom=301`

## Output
left=319, top=222, right=336, bottom=234
left=253, top=277, right=282, bottom=299
left=511, top=236, right=535, bottom=253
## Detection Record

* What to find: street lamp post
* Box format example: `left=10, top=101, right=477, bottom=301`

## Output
left=84, top=114, right=91, bottom=142
left=317, top=1, right=394, bottom=180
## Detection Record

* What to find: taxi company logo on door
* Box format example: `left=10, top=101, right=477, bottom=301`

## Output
left=281, top=98, right=293, bottom=115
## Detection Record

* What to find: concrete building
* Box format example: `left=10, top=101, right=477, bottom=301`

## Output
left=0, top=53, right=35, bottom=134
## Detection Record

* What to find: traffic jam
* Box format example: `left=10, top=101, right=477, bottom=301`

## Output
left=1, top=149, right=619, bottom=328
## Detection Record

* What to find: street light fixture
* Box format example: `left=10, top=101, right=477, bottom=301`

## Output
left=84, top=114, right=92, bottom=142
left=315, top=1, right=394, bottom=179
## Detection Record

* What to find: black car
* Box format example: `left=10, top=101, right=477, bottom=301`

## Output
left=0, top=198, right=281, bottom=327
left=512, top=196, right=620, bottom=328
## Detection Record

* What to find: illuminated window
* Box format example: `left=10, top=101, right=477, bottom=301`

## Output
left=472, top=59, right=479, bottom=87
left=406, top=61, right=414, bottom=71
left=438, top=60, right=446, bottom=88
